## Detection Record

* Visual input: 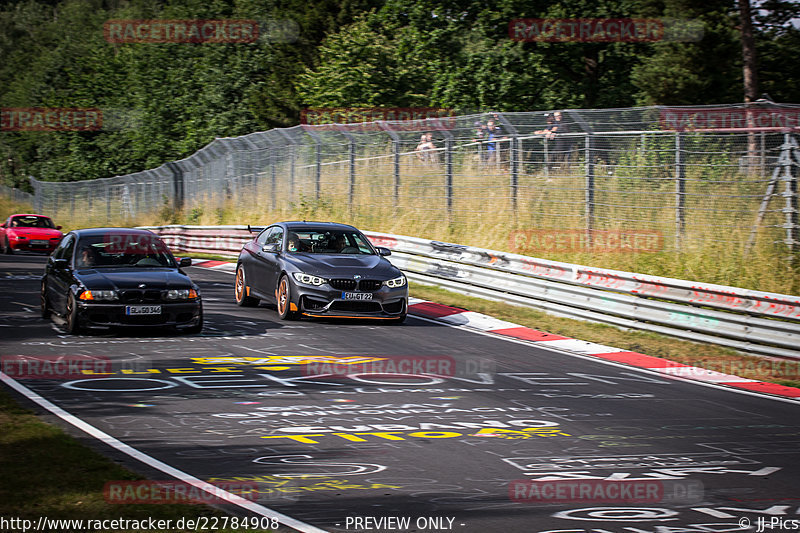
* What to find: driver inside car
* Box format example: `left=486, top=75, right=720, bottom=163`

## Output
left=78, top=247, right=97, bottom=267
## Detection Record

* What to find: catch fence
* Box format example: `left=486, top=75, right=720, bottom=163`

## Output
left=0, top=183, right=33, bottom=205
left=10, top=103, right=800, bottom=254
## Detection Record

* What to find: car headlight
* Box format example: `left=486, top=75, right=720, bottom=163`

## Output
left=292, top=272, right=327, bottom=286
left=166, top=289, right=199, bottom=300
left=79, top=290, right=119, bottom=301
left=384, top=275, right=406, bottom=288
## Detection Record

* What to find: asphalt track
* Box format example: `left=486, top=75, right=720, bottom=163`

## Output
left=2, top=253, right=800, bottom=533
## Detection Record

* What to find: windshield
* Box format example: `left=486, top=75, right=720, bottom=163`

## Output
left=76, top=233, right=177, bottom=268
left=11, top=215, right=55, bottom=229
left=286, top=229, right=375, bottom=255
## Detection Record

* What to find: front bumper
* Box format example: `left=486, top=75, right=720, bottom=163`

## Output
left=10, top=239, right=59, bottom=253
left=293, top=282, right=408, bottom=319
left=75, top=300, right=202, bottom=328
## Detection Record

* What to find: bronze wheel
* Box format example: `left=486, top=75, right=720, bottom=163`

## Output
left=276, top=275, right=298, bottom=320
left=235, top=265, right=259, bottom=307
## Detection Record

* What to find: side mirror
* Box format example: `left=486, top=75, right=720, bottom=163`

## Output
left=261, top=243, right=280, bottom=254
left=376, top=247, right=392, bottom=257
left=0, top=222, right=6, bottom=228
left=179, top=257, right=192, bottom=267
left=53, top=258, right=69, bottom=270
left=56, top=225, right=62, bottom=230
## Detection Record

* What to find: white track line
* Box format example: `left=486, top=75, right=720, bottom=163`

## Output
left=0, top=371, right=328, bottom=533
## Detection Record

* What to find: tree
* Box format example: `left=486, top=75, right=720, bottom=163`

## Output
left=738, top=0, right=758, bottom=102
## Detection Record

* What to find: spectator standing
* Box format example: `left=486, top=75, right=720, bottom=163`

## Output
left=485, top=120, right=499, bottom=164
left=415, top=132, right=436, bottom=163
left=535, top=111, right=572, bottom=169
left=550, top=111, right=572, bottom=165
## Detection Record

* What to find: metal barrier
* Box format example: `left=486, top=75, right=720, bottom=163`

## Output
left=142, top=224, right=800, bottom=360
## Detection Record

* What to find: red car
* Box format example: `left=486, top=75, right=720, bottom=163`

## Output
left=1, top=214, right=64, bottom=254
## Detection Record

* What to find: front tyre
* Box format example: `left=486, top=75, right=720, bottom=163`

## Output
left=235, top=265, right=260, bottom=307
left=389, top=313, right=407, bottom=325
left=276, top=275, right=299, bottom=320
left=3, top=237, right=13, bottom=254
left=64, top=292, right=82, bottom=334
left=40, top=281, right=50, bottom=318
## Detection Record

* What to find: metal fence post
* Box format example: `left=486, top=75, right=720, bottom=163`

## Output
left=442, top=128, right=455, bottom=215
left=239, top=136, right=261, bottom=211
left=566, top=110, right=596, bottom=243
left=268, top=142, right=277, bottom=211
left=495, top=113, right=519, bottom=212
left=304, top=130, right=322, bottom=200
left=781, top=133, right=799, bottom=254
left=675, top=132, right=685, bottom=250
left=377, top=121, right=401, bottom=207
left=166, top=162, right=184, bottom=214
left=277, top=129, right=296, bottom=201
left=105, top=182, right=111, bottom=223
left=336, top=126, right=356, bottom=211
left=260, top=136, right=277, bottom=211
left=585, top=133, right=595, bottom=243
left=28, top=176, right=40, bottom=213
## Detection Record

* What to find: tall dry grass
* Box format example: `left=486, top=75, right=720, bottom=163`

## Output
left=5, top=148, right=798, bottom=295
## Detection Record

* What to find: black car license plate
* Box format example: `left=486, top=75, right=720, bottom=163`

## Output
left=341, top=292, right=373, bottom=300
left=126, top=305, right=162, bottom=315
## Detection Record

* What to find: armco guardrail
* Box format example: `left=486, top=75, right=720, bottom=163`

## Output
left=141, top=225, right=800, bottom=360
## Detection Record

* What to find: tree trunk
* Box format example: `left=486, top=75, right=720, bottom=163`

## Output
left=739, top=0, right=759, bottom=103
left=739, top=0, right=759, bottom=173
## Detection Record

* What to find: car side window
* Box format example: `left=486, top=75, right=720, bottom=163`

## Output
left=256, top=228, right=272, bottom=246
left=265, top=227, right=284, bottom=247
left=53, top=234, right=75, bottom=261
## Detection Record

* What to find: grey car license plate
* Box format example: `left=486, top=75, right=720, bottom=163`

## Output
left=342, top=292, right=373, bottom=300
left=126, top=305, right=162, bottom=315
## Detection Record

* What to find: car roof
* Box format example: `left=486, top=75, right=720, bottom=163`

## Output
left=70, top=227, right=158, bottom=237
left=281, top=221, right=359, bottom=232
left=10, top=213, right=52, bottom=218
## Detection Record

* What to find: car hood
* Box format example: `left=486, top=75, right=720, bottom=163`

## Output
left=75, top=268, right=193, bottom=290
left=286, top=254, right=400, bottom=278
left=9, top=228, right=63, bottom=239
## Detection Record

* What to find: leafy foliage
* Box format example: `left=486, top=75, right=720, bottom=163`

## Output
left=0, top=0, right=797, bottom=188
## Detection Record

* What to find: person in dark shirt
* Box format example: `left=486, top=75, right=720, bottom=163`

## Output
left=551, top=112, right=572, bottom=164
left=536, top=111, right=573, bottom=168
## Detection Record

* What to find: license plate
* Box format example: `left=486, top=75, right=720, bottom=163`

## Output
left=126, top=305, right=162, bottom=315
left=31, top=240, right=48, bottom=245
left=342, top=292, right=373, bottom=300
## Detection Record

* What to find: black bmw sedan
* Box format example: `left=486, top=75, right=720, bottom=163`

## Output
left=41, top=228, right=203, bottom=334
left=235, top=221, right=407, bottom=323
